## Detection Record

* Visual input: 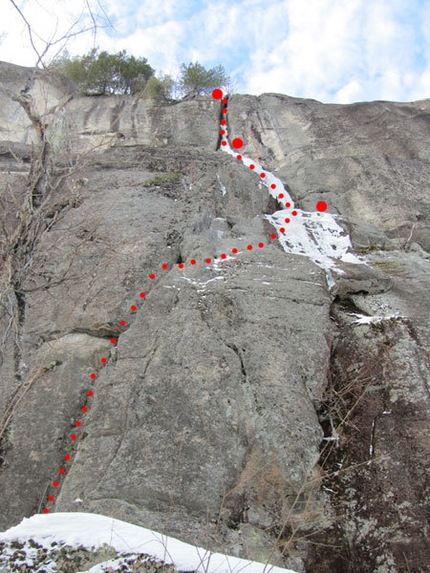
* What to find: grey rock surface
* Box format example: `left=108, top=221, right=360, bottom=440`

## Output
left=0, top=61, right=429, bottom=572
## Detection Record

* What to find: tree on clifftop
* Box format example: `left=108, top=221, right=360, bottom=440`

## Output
left=178, top=62, right=229, bottom=99
left=50, top=48, right=155, bottom=95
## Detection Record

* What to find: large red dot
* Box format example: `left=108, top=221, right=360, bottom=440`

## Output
left=232, top=138, right=243, bottom=149
left=316, top=201, right=328, bottom=212
left=212, top=88, right=223, bottom=100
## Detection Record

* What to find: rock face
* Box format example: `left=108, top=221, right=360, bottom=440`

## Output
left=0, top=62, right=429, bottom=573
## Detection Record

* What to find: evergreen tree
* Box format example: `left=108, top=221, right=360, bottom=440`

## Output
left=178, top=62, right=229, bottom=98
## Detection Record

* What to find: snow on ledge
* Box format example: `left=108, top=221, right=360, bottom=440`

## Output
left=0, top=512, right=298, bottom=573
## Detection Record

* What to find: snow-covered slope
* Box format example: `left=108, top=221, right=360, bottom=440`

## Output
left=0, top=513, right=297, bottom=573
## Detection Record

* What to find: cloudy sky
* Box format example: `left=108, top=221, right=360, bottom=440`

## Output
left=1, top=0, right=429, bottom=103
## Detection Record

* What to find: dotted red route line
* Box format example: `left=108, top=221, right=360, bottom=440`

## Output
left=41, top=242, right=272, bottom=513
left=41, top=89, right=326, bottom=514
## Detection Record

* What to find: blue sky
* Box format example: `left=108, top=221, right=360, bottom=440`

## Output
left=1, top=0, right=429, bottom=103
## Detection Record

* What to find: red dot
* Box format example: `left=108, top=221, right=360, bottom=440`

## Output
left=120, top=320, right=126, bottom=327
left=221, top=141, right=227, bottom=146
left=221, top=119, right=226, bottom=125
left=162, top=263, right=168, bottom=270
left=250, top=164, right=255, bottom=170
left=220, top=129, right=225, bottom=135
left=212, top=88, right=223, bottom=100
left=316, top=201, right=328, bottom=212
left=285, top=202, right=291, bottom=208
left=190, top=259, right=197, bottom=265
left=222, top=108, right=228, bottom=114
left=70, top=434, right=77, bottom=441
left=285, top=218, right=291, bottom=223
left=53, top=481, right=59, bottom=487
left=258, top=242, right=264, bottom=248
left=270, top=233, right=276, bottom=239
left=271, top=184, right=277, bottom=189
left=205, top=258, right=212, bottom=264
left=232, top=248, right=238, bottom=254
left=178, top=263, right=184, bottom=269
left=59, top=467, right=65, bottom=474
left=222, top=98, right=228, bottom=104
left=100, top=357, right=107, bottom=364
left=236, top=155, right=242, bottom=160
left=221, top=253, right=227, bottom=259
left=90, top=373, right=96, bottom=379
left=280, top=227, right=285, bottom=233
left=260, top=173, right=266, bottom=178
left=75, top=420, right=81, bottom=427
left=64, top=454, right=71, bottom=461
left=292, top=210, right=298, bottom=216
left=82, top=406, right=88, bottom=413
left=139, top=292, right=146, bottom=298
left=278, top=193, right=284, bottom=199
left=232, top=138, right=243, bottom=149
left=48, top=495, right=55, bottom=502
left=43, top=508, right=49, bottom=513
left=247, top=244, right=253, bottom=250
left=149, top=273, right=156, bottom=280
left=87, top=390, right=94, bottom=397
left=130, top=305, right=137, bottom=312
left=110, top=338, right=117, bottom=344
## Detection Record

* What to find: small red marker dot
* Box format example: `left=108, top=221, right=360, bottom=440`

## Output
left=258, top=242, right=264, bottom=248
left=53, top=481, right=59, bottom=487
left=221, top=253, right=227, bottom=259
left=87, top=390, right=94, bottom=397
left=64, top=454, right=71, bottom=461
left=90, top=373, right=96, bottom=379
left=110, top=338, right=117, bottom=344
left=162, top=263, right=168, bottom=270
left=280, top=227, right=286, bottom=233
left=205, top=258, right=212, bottom=264
left=292, top=210, right=298, bottom=216
left=43, top=508, right=49, bottom=513
left=271, top=184, right=277, bottom=189
left=285, top=202, right=291, bottom=208
left=222, top=98, right=228, bottom=104
left=220, top=129, right=225, bottom=135
left=232, top=138, right=243, bottom=149
left=247, top=244, right=253, bottom=250
left=236, top=155, right=242, bottom=160
left=139, top=292, right=146, bottom=298
left=48, top=495, right=55, bottom=502
left=221, top=141, right=227, bottom=146
left=178, top=263, right=184, bottom=269
left=222, top=108, right=228, bottom=114
left=212, top=88, right=223, bottom=100
left=101, top=357, right=107, bottom=364
left=278, top=193, right=284, bottom=199
left=82, top=406, right=88, bottom=413
left=285, top=218, right=290, bottom=223
left=260, top=173, right=266, bottom=178
left=149, top=273, right=156, bottom=280
left=75, top=420, right=81, bottom=427
left=59, top=467, right=65, bottom=474
left=250, top=164, right=255, bottom=170
left=70, top=434, right=77, bottom=441
left=232, top=248, right=238, bottom=254
left=221, top=119, right=226, bottom=125
left=190, top=259, right=197, bottom=265
left=130, top=305, right=137, bottom=312
left=120, top=320, right=126, bottom=327
left=316, top=201, right=328, bottom=212
left=271, top=233, right=277, bottom=239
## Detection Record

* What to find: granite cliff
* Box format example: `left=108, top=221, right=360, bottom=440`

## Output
left=0, top=60, right=429, bottom=573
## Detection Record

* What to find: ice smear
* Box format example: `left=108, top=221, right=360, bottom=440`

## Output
left=0, top=513, right=297, bottom=573
left=349, top=313, right=406, bottom=325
